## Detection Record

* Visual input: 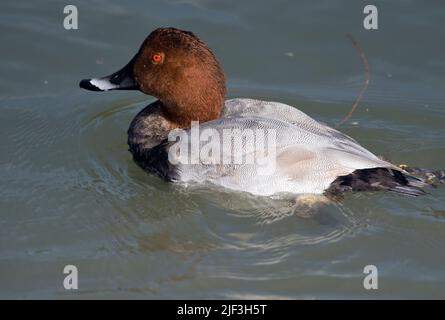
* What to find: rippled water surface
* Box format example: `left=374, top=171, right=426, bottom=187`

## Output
left=1, top=1, right=445, bottom=299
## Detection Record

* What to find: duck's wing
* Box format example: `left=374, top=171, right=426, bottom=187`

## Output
left=223, top=98, right=324, bottom=126
left=170, top=99, right=399, bottom=195
left=223, top=98, right=381, bottom=161
left=224, top=98, right=405, bottom=170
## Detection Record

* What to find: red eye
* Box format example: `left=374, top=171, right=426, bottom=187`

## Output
left=152, top=53, right=162, bottom=63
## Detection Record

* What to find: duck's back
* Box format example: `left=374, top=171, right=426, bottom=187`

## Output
left=170, top=99, right=398, bottom=196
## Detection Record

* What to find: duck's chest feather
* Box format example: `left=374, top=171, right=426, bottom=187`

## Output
left=127, top=100, right=179, bottom=180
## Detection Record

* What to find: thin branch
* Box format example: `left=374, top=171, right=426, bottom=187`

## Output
left=337, top=34, right=370, bottom=127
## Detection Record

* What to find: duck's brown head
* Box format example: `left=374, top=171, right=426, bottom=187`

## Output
left=80, top=27, right=227, bottom=127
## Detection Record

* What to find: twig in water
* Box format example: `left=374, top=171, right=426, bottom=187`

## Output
left=337, top=34, right=370, bottom=127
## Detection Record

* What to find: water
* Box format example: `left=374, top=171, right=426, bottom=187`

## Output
left=1, top=0, right=445, bottom=299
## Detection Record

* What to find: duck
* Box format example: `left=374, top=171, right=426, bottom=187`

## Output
left=79, top=27, right=439, bottom=197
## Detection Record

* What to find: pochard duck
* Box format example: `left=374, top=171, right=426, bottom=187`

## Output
left=80, top=27, right=433, bottom=197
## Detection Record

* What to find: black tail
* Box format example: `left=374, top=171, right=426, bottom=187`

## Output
left=325, top=167, right=443, bottom=197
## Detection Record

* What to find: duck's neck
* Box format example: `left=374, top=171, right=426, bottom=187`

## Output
left=159, top=85, right=225, bottom=128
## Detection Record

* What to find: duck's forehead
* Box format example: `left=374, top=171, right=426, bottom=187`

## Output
left=143, top=28, right=202, bottom=51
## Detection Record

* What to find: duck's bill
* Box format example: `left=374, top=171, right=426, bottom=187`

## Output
left=79, top=59, right=138, bottom=92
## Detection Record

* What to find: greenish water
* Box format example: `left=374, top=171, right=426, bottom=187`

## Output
left=1, top=0, right=445, bottom=299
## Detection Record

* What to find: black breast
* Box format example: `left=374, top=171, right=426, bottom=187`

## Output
left=129, top=139, right=178, bottom=182
left=127, top=100, right=178, bottom=181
